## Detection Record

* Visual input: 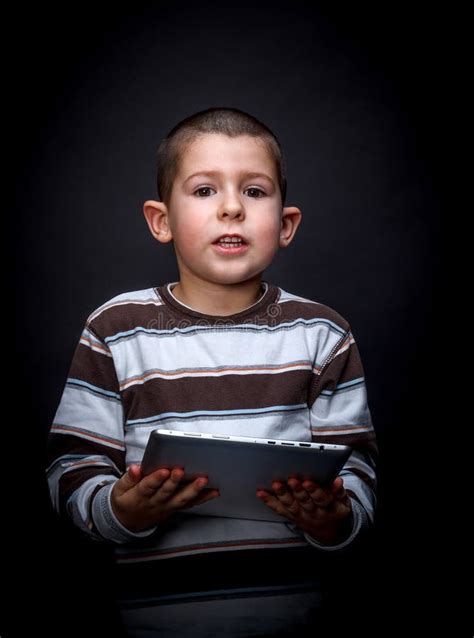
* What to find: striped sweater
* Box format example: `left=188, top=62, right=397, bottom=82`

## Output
left=46, top=281, right=377, bottom=636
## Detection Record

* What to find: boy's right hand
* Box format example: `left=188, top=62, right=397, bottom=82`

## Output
left=110, top=465, right=220, bottom=532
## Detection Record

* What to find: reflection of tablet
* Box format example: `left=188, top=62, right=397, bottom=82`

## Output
left=141, top=429, right=352, bottom=522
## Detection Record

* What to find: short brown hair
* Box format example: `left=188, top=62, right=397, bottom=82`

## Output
left=156, top=107, right=287, bottom=206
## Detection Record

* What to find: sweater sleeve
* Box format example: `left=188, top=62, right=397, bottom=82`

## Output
left=304, top=326, right=378, bottom=549
left=45, top=321, right=157, bottom=543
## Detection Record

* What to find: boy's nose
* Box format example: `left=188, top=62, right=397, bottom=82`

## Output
left=217, top=201, right=245, bottom=221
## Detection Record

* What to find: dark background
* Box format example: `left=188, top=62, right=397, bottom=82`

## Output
left=8, top=3, right=441, bottom=635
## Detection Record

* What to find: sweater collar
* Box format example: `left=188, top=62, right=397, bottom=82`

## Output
left=156, top=280, right=279, bottom=322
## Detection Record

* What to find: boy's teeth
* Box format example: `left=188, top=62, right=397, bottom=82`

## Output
left=218, top=237, right=243, bottom=245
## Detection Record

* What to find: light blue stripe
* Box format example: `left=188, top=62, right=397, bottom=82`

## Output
left=126, top=403, right=308, bottom=427
left=336, top=377, right=365, bottom=389
left=105, top=317, right=346, bottom=345
left=320, top=377, right=365, bottom=396
left=66, top=378, right=121, bottom=400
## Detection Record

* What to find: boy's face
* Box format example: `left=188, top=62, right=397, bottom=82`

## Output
left=144, top=133, right=301, bottom=287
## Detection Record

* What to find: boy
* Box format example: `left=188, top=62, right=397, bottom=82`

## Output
left=46, top=107, right=377, bottom=636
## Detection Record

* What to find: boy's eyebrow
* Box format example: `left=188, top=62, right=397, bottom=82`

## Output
left=183, top=170, right=275, bottom=185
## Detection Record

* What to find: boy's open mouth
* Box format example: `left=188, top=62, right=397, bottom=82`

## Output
left=213, top=234, right=248, bottom=248
left=212, top=234, right=249, bottom=254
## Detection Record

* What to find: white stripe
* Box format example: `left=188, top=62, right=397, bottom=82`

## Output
left=310, top=384, right=373, bottom=431
left=277, top=288, right=323, bottom=305
left=52, top=384, right=125, bottom=446
left=120, top=362, right=313, bottom=390
left=108, top=323, right=344, bottom=385
left=106, top=317, right=346, bottom=341
left=127, top=404, right=307, bottom=425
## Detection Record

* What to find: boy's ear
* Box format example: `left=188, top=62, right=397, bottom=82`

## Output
left=279, top=206, right=302, bottom=248
left=143, top=200, right=173, bottom=243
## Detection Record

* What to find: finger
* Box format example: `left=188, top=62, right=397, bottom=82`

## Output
left=181, top=488, right=220, bottom=510
left=302, top=480, right=334, bottom=507
left=273, top=482, right=301, bottom=514
left=256, top=490, right=296, bottom=520
left=128, top=464, right=143, bottom=482
left=166, top=476, right=212, bottom=509
left=113, top=464, right=145, bottom=497
left=331, top=476, right=345, bottom=496
left=287, top=478, right=316, bottom=512
left=271, top=481, right=300, bottom=512
left=152, top=467, right=186, bottom=500
left=137, top=467, right=171, bottom=497
left=332, top=481, right=348, bottom=503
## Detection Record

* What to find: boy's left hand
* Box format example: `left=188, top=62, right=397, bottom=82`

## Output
left=256, top=476, right=352, bottom=545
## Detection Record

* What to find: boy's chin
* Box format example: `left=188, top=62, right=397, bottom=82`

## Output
left=205, top=272, right=263, bottom=286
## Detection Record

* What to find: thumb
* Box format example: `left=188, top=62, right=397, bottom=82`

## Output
left=113, top=464, right=142, bottom=496
left=331, top=476, right=346, bottom=498
left=332, top=476, right=344, bottom=493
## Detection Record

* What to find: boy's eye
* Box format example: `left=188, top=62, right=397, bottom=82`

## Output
left=245, top=187, right=265, bottom=198
left=194, top=187, right=215, bottom=197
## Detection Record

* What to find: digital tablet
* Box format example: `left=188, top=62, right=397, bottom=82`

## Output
left=141, top=429, right=352, bottom=522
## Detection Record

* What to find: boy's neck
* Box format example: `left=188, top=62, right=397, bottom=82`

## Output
left=171, top=276, right=264, bottom=316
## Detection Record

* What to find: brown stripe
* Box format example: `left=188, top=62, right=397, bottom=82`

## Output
left=308, top=338, right=364, bottom=406
left=310, top=429, right=377, bottom=449
left=121, top=369, right=312, bottom=419
left=68, top=340, right=121, bottom=395
left=46, top=433, right=125, bottom=474
left=89, top=300, right=176, bottom=339
left=274, top=298, right=350, bottom=332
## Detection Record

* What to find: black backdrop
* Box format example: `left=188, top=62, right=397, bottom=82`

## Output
left=8, top=4, right=441, bottom=635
